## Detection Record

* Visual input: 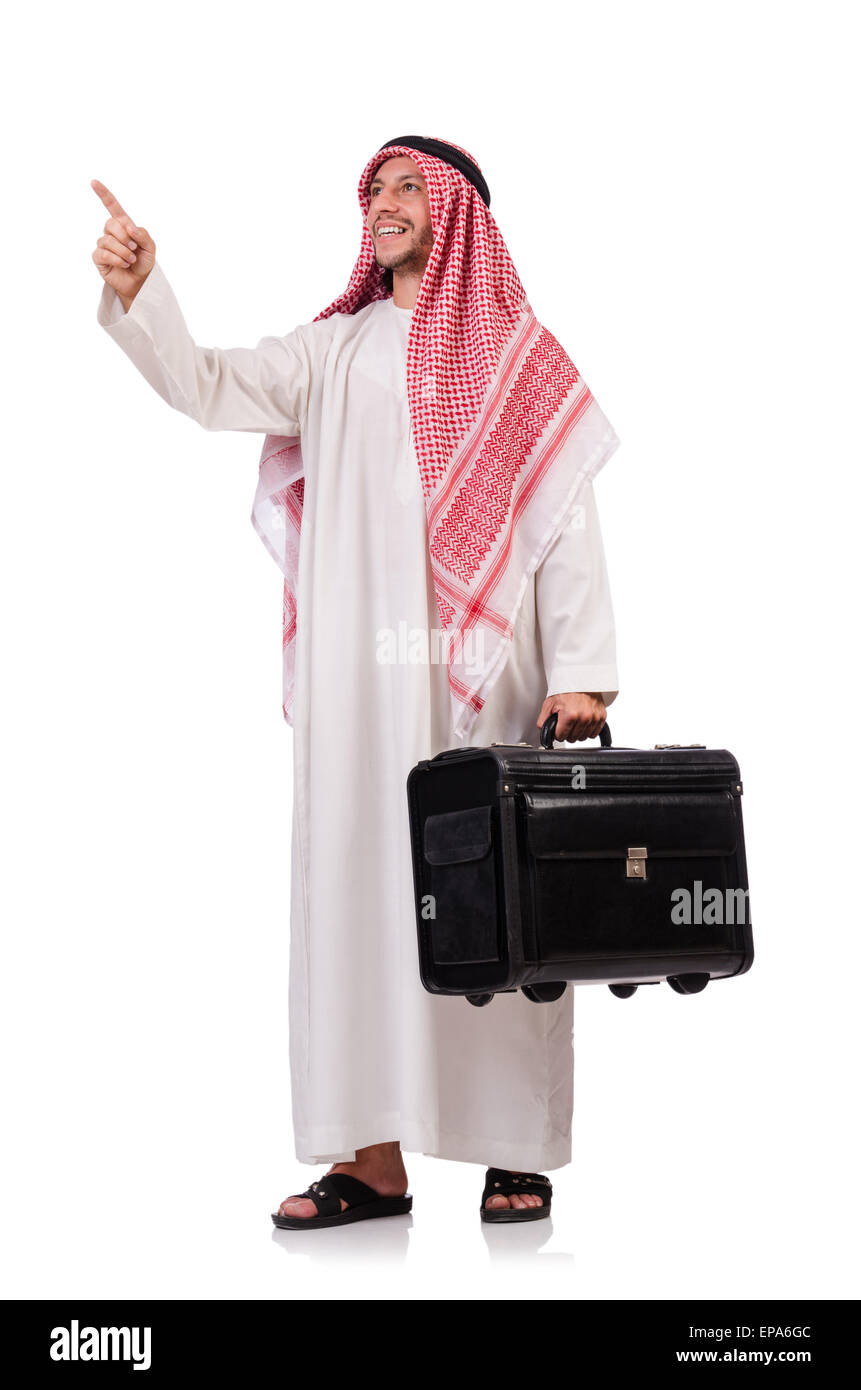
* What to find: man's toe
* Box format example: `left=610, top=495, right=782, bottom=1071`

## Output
left=485, top=1194, right=511, bottom=1210
left=279, top=1197, right=316, bottom=1218
left=278, top=1194, right=350, bottom=1218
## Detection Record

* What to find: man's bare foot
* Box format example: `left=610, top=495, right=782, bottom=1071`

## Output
left=277, top=1141, right=408, bottom=1220
left=484, top=1169, right=545, bottom=1213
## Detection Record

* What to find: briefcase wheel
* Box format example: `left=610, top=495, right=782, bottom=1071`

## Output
left=609, top=984, right=638, bottom=998
left=520, top=982, right=567, bottom=1003
left=466, top=992, right=495, bottom=1007
left=667, top=973, right=710, bottom=995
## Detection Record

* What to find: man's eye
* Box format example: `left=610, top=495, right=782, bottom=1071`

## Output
left=369, top=182, right=419, bottom=197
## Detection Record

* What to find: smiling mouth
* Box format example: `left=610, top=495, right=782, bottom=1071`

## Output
left=376, top=226, right=409, bottom=239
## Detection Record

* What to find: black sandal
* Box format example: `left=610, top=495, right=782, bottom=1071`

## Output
left=480, top=1167, right=552, bottom=1223
left=271, top=1172, right=413, bottom=1229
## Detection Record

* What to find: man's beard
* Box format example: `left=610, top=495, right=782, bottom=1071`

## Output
left=376, top=227, right=433, bottom=275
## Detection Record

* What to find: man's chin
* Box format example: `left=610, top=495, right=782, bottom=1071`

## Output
left=377, top=253, right=423, bottom=277
left=377, top=251, right=409, bottom=269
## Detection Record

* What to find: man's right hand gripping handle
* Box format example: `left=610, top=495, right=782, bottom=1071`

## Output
left=90, top=179, right=156, bottom=314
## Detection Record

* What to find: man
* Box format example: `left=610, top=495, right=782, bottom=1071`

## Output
left=92, top=135, right=620, bottom=1228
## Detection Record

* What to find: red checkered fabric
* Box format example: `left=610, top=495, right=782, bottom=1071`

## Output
left=252, top=138, right=620, bottom=738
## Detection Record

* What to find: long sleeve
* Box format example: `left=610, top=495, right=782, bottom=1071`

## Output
left=534, top=480, right=619, bottom=707
left=96, top=261, right=309, bottom=434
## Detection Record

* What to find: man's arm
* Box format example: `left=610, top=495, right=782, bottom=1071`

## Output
left=97, top=262, right=310, bottom=435
left=534, top=479, right=619, bottom=741
left=91, top=181, right=309, bottom=435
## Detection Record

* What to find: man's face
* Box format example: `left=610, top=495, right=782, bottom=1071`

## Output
left=366, top=156, right=433, bottom=278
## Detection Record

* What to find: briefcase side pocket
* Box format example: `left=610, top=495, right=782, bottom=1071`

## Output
left=423, top=804, right=501, bottom=965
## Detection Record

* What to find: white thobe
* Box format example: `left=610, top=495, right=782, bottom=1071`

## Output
left=98, top=263, right=620, bottom=1171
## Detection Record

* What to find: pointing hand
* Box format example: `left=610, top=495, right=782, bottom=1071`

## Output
left=90, top=178, right=156, bottom=310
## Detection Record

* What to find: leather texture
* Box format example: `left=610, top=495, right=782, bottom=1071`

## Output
left=295, top=1173, right=380, bottom=1217
left=482, top=1167, right=553, bottom=1205
left=406, top=736, right=753, bottom=998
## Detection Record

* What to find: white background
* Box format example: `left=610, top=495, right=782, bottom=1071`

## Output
left=1, top=0, right=858, bottom=1301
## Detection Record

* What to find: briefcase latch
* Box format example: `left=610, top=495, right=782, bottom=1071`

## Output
left=627, top=846, right=648, bottom=879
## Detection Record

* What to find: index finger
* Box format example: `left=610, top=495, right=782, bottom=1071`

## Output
left=91, top=179, right=133, bottom=227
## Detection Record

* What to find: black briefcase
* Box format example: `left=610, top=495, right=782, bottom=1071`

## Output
left=406, top=714, right=753, bottom=1005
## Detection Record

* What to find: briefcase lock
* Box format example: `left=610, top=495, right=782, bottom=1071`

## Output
left=627, top=846, right=648, bottom=879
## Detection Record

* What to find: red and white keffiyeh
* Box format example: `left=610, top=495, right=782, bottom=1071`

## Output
left=251, top=138, right=620, bottom=740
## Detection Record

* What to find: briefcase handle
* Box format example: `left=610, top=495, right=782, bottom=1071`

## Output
left=541, top=711, right=613, bottom=750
